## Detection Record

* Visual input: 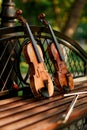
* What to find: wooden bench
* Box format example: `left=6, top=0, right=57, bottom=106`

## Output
left=0, top=79, right=87, bottom=130
left=0, top=26, right=87, bottom=130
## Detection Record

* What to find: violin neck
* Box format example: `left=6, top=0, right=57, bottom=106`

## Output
left=48, top=23, right=64, bottom=61
left=25, top=22, right=42, bottom=63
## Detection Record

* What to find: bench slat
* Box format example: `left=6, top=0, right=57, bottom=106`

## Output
left=0, top=80, right=87, bottom=130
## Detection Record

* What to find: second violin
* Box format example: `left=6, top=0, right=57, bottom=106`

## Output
left=38, top=13, right=74, bottom=92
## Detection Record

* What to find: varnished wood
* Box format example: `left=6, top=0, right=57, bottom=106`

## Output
left=16, top=10, right=54, bottom=98
left=38, top=13, right=74, bottom=92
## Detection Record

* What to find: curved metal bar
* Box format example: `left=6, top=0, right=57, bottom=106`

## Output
left=0, top=25, right=87, bottom=92
left=0, top=25, right=87, bottom=60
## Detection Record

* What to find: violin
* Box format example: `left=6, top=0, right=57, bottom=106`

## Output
left=38, top=13, right=74, bottom=92
left=16, top=10, right=54, bottom=98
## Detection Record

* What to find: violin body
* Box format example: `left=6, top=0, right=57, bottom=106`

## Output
left=38, top=13, right=74, bottom=92
left=16, top=10, right=54, bottom=98
left=47, top=43, right=74, bottom=91
left=23, top=42, right=54, bottom=97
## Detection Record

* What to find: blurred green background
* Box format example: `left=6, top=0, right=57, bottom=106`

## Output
left=0, top=0, right=87, bottom=50
left=15, top=0, right=87, bottom=51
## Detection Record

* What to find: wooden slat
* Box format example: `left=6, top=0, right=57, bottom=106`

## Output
left=0, top=80, right=87, bottom=130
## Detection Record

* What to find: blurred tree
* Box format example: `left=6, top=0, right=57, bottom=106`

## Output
left=52, top=0, right=74, bottom=29
left=61, top=0, right=87, bottom=37
left=14, top=0, right=87, bottom=37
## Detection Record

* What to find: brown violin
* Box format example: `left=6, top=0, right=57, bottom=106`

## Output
left=16, top=10, right=54, bottom=97
left=38, top=13, right=74, bottom=92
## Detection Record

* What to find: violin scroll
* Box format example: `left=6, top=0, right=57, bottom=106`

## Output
left=16, top=9, right=26, bottom=25
left=38, top=13, right=45, bottom=19
left=16, top=9, right=22, bottom=16
left=38, top=13, right=48, bottom=26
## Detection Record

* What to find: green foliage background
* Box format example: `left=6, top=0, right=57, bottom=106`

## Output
left=14, top=0, right=87, bottom=42
left=15, top=1, right=87, bottom=25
